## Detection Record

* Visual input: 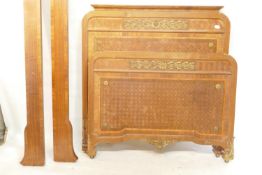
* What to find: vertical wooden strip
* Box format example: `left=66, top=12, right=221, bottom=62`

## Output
left=21, top=0, right=45, bottom=166
left=82, top=14, right=88, bottom=153
left=51, top=0, right=78, bottom=162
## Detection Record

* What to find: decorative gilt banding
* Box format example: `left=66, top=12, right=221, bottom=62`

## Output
left=129, top=60, right=195, bottom=71
left=123, top=19, right=189, bottom=30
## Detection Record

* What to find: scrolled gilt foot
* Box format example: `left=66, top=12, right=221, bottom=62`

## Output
left=212, top=143, right=234, bottom=163
left=212, top=145, right=224, bottom=158
left=222, top=146, right=234, bottom=163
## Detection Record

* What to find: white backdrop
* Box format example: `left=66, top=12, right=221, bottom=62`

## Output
left=0, top=0, right=261, bottom=174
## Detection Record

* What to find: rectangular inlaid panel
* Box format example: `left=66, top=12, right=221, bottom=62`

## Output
left=95, top=38, right=217, bottom=53
left=21, top=0, right=45, bottom=166
left=100, top=79, right=224, bottom=135
left=87, top=18, right=226, bottom=33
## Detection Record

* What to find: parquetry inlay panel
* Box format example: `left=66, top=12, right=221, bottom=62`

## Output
left=100, top=79, right=224, bottom=134
left=95, top=38, right=217, bottom=53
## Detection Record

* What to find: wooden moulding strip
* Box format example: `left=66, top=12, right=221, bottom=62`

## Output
left=91, top=4, right=224, bottom=11
left=21, top=0, right=45, bottom=166
left=51, top=0, right=78, bottom=162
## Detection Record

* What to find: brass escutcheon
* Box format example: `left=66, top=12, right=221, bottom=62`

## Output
left=215, top=84, right=222, bottom=89
left=103, top=81, right=109, bottom=86
left=209, top=42, right=214, bottom=48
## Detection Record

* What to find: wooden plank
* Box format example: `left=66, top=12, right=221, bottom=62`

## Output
left=21, top=0, right=45, bottom=166
left=51, top=0, right=78, bottom=162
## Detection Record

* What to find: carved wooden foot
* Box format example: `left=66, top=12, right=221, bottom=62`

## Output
left=87, top=142, right=97, bottom=159
left=212, top=143, right=234, bottom=163
left=87, top=148, right=97, bottom=159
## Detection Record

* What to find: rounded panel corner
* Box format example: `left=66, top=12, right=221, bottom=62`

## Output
left=82, top=11, right=97, bottom=27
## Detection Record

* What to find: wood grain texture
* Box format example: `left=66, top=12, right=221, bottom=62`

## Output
left=83, top=5, right=237, bottom=162
left=51, top=0, right=77, bottom=162
left=21, top=0, right=45, bottom=166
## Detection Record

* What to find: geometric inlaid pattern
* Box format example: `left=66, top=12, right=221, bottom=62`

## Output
left=100, top=79, right=224, bottom=134
left=95, top=38, right=217, bottom=53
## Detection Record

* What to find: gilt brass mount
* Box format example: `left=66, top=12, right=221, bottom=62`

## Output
left=147, top=139, right=175, bottom=150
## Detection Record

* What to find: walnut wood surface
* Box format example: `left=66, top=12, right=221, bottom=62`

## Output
left=51, top=0, right=77, bottom=162
left=21, top=0, right=45, bottom=166
left=83, top=5, right=237, bottom=162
